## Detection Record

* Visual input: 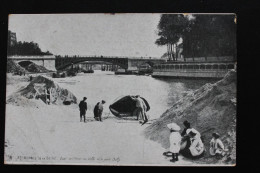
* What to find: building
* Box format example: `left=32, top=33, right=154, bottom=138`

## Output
left=8, top=30, right=17, bottom=47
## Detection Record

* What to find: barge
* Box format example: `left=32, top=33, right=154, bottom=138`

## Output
left=152, top=61, right=236, bottom=79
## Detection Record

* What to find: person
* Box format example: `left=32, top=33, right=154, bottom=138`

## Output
left=96, top=100, right=106, bottom=122
left=180, top=125, right=203, bottom=159
left=131, top=95, right=148, bottom=123
left=45, top=87, right=51, bottom=105
left=181, top=120, right=191, bottom=137
left=209, top=133, right=226, bottom=158
left=180, top=121, right=201, bottom=151
left=166, top=123, right=182, bottom=162
left=142, top=99, right=148, bottom=122
left=93, top=102, right=100, bottom=121
left=187, top=130, right=205, bottom=158
left=79, top=97, right=88, bottom=122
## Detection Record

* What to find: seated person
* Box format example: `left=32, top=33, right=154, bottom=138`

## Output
left=180, top=121, right=201, bottom=151
left=209, top=132, right=226, bottom=158
left=180, top=130, right=204, bottom=159
left=188, top=130, right=205, bottom=158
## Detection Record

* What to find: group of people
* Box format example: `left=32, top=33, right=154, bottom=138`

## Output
left=79, top=97, right=106, bottom=122
left=165, top=120, right=226, bottom=163
left=79, top=95, right=149, bottom=124
left=131, top=95, right=148, bottom=124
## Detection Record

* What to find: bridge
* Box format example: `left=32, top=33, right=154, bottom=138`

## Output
left=55, top=56, right=166, bottom=71
left=8, top=55, right=56, bottom=71
left=7, top=55, right=166, bottom=71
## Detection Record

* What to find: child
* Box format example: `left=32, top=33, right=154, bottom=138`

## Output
left=209, top=132, right=226, bottom=158
left=167, top=122, right=182, bottom=162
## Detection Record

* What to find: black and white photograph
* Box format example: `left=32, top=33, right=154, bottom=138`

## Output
left=4, top=13, right=236, bottom=166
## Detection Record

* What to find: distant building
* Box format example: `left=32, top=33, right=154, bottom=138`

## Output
left=8, top=30, right=17, bottom=47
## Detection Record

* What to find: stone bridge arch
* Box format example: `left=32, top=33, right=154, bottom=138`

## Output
left=17, top=60, right=34, bottom=68
left=8, top=55, right=56, bottom=71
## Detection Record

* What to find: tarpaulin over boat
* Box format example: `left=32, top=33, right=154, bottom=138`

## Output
left=109, top=95, right=150, bottom=118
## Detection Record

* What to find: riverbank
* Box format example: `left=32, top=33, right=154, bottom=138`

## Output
left=5, top=73, right=199, bottom=166
left=144, top=70, right=236, bottom=165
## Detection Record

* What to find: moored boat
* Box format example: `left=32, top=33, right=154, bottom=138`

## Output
left=152, top=60, right=236, bottom=79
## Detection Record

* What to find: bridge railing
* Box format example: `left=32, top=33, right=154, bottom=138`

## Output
left=55, top=55, right=162, bottom=60
left=8, top=55, right=55, bottom=59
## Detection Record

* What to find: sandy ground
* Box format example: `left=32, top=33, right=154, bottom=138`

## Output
left=5, top=74, right=203, bottom=166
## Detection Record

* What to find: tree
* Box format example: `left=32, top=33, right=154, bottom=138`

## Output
left=156, top=14, right=236, bottom=61
left=7, top=40, right=53, bottom=56
left=155, top=14, right=191, bottom=61
left=182, top=14, right=236, bottom=60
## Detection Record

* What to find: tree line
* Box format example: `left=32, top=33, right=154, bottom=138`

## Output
left=7, top=41, right=53, bottom=56
left=155, top=14, right=236, bottom=61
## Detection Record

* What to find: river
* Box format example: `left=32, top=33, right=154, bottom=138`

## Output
left=52, top=70, right=216, bottom=119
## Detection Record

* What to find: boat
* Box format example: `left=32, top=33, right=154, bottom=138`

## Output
left=83, top=69, right=94, bottom=73
left=109, top=95, right=150, bottom=118
left=138, top=64, right=153, bottom=75
left=52, top=72, right=66, bottom=78
left=152, top=57, right=236, bottom=79
left=115, top=71, right=133, bottom=75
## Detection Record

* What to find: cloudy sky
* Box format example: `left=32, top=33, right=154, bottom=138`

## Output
left=8, top=14, right=166, bottom=57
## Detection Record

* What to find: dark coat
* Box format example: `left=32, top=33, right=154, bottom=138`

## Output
left=93, top=102, right=99, bottom=117
left=79, top=100, right=87, bottom=112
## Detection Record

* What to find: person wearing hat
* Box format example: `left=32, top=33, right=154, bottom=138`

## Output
left=209, top=132, right=226, bottom=158
left=79, top=97, right=88, bottom=122
left=96, top=100, right=106, bottom=122
left=166, top=123, right=182, bottom=162
left=188, top=129, right=205, bottom=158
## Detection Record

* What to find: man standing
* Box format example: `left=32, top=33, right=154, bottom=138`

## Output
left=96, top=100, right=106, bottom=122
left=131, top=95, right=148, bottom=124
left=79, top=97, right=87, bottom=122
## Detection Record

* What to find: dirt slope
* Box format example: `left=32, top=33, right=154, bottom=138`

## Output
left=25, top=63, right=50, bottom=73
left=143, top=70, right=236, bottom=164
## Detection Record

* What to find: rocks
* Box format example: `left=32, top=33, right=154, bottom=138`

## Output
left=7, top=59, right=27, bottom=74
left=7, top=75, right=77, bottom=106
left=143, top=70, right=237, bottom=164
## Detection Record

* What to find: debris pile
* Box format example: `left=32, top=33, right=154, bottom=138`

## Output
left=7, top=75, right=77, bottom=106
left=7, top=59, right=27, bottom=74
left=24, top=63, right=50, bottom=73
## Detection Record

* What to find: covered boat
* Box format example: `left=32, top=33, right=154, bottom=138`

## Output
left=109, top=95, right=150, bottom=118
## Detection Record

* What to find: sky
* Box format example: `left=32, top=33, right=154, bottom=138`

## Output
left=8, top=14, right=166, bottom=57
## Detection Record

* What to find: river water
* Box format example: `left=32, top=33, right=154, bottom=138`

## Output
left=52, top=70, right=216, bottom=119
